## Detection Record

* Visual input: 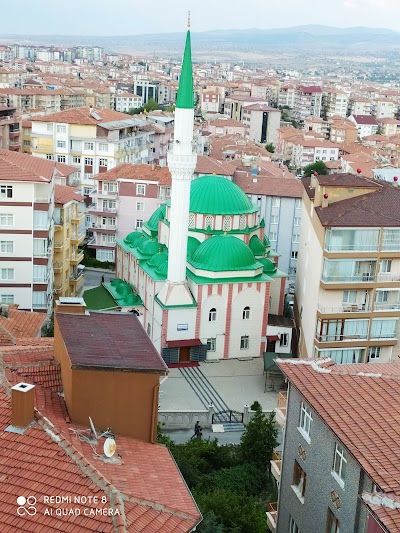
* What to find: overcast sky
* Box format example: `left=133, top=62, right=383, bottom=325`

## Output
left=11, top=0, right=400, bottom=35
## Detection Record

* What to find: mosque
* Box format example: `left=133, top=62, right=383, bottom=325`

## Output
left=114, top=25, right=287, bottom=363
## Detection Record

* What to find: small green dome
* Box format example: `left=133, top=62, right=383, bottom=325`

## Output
left=189, top=175, right=258, bottom=215
left=145, top=203, right=166, bottom=232
left=124, top=231, right=143, bottom=245
left=263, top=235, right=271, bottom=249
left=137, top=239, right=160, bottom=256
left=259, top=258, right=277, bottom=274
left=155, top=261, right=168, bottom=276
left=190, top=235, right=260, bottom=272
left=111, top=278, right=124, bottom=287
left=120, top=294, right=138, bottom=306
left=249, top=235, right=266, bottom=256
left=147, top=252, right=168, bottom=268
left=187, top=236, right=201, bottom=259
left=116, top=283, right=133, bottom=296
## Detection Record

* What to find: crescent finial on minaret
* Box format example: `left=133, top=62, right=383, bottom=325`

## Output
left=188, top=10, right=191, bottom=29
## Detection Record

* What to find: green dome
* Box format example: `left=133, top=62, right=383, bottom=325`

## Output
left=147, top=251, right=168, bottom=268
left=187, top=236, right=201, bottom=259
left=137, top=239, right=160, bottom=256
left=259, top=258, right=277, bottom=274
left=263, top=235, right=271, bottom=249
left=116, top=283, right=133, bottom=296
left=111, top=278, right=124, bottom=287
left=155, top=261, right=168, bottom=276
left=249, top=235, right=266, bottom=256
left=145, top=204, right=166, bottom=232
left=190, top=235, right=260, bottom=272
left=189, top=175, right=259, bottom=215
left=124, top=231, right=143, bottom=245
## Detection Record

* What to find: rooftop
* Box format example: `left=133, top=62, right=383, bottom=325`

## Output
left=0, top=150, right=75, bottom=183
left=33, top=106, right=132, bottom=126
left=54, top=184, right=84, bottom=205
left=92, top=163, right=171, bottom=185
left=351, top=114, right=379, bottom=126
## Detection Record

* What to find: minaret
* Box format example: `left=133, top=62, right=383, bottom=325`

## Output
left=157, top=15, right=197, bottom=306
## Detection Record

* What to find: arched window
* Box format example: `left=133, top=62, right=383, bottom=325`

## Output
left=239, top=215, right=247, bottom=230
left=223, top=216, right=232, bottom=231
left=243, top=306, right=250, bottom=320
left=205, top=215, right=214, bottom=230
left=209, top=308, right=217, bottom=322
left=188, top=213, right=195, bottom=228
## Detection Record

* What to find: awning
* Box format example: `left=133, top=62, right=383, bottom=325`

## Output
left=167, top=339, right=203, bottom=348
left=266, top=335, right=280, bottom=342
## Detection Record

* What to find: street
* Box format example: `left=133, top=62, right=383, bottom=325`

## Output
left=83, top=268, right=115, bottom=290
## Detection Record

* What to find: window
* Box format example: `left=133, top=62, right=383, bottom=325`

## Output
left=0, top=186, right=12, bottom=199
left=223, top=216, right=232, bottom=231
left=327, top=509, right=339, bottom=533
left=84, top=142, right=94, bottom=150
left=240, top=335, right=249, bottom=349
left=370, top=318, right=397, bottom=339
left=0, top=268, right=14, bottom=281
left=368, top=346, right=381, bottom=361
left=270, top=232, right=277, bottom=242
left=272, top=198, right=281, bottom=208
left=136, top=202, right=144, bottom=211
left=33, top=265, right=47, bottom=283
left=57, top=125, right=66, bottom=133
left=299, top=402, right=312, bottom=440
left=239, top=215, right=246, bottom=230
left=295, top=199, right=301, bottom=209
left=33, top=211, right=48, bottom=229
left=209, top=308, right=216, bottom=322
left=205, top=215, right=214, bottom=230
left=72, top=156, right=81, bottom=164
left=332, top=443, right=347, bottom=484
left=292, top=234, right=299, bottom=243
left=289, top=517, right=301, bottom=533
left=280, top=333, right=289, bottom=347
left=0, top=214, right=13, bottom=226
left=33, top=239, right=47, bottom=257
left=271, top=215, right=279, bottom=225
left=0, top=241, right=13, bottom=254
left=292, top=460, right=307, bottom=500
left=207, top=338, right=216, bottom=351
left=136, top=219, right=144, bottom=229
left=57, top=155, right=66, bottom=163
left=101, top=234, right=116, bottom=244
left=243, top=306, right=250, bottom=320
left=84, top=157, right=93, bottom=166
left=57, top=140, right=66, bottom=148
left=294, top=217, right=301, bottom=226
left=46, top=123, right=53, bottom=133
left=46, top=154, right=54, bottom=160
left=0, top=295, right=14, bottom=304
left=291, top=251, right=298, bottom=259
left=23, top=140, right=30, bottom=147
left=189, top=213, right=195, bottom=228
left=32, top=291, right=47, bottom=309
left=99, top=158, right=108, bottom=167
left=83, top=187, right=94, bottom=196
left=99, top=143, right=108, bottom=152
left=135, top=183, right=146, bottom=196
left=342, top=290, right=357, bottom=304
left=380, top=259, right=392, bottom=273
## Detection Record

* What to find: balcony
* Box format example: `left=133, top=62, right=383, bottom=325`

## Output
left=377, top=273, right=400, bottom=283
left=70, top=252, right=84, bottom=265
left=318, top=304, right=371, bottom=314
left=53, top=260, right=66, bottom=273
left=54, top=241, right=65, bottom=252
left=88, top=206, right=118, bottom=216
left=71, top=212, right=84, bottom=224
left=71, top=232, right=85, bottom=245
left=270, top=452, right=282, bottom=483
left=322, top=274, right=375, bottom=284
left=54, top=221, right=63, bottom=232
left=54, top=284, right=63, bottom=294
left=373, top=302, right=400, bottom=311
left=91, top=225, right=116, bottom=232
left=70, top=270, right=84, bottom=283
left=266, top=502, right=278, bottom=533
left=275, top=391, right=287, bottom=427
left=315, top=333, right=368, bottom=342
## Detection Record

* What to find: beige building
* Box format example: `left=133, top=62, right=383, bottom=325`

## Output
left=295, top=173, right=400, bottom=365
left=53, top=185, right=85, bottom=298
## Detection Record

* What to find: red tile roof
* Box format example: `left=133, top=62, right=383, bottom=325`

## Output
left=0, top=305, right=46, bottom=346
left=55, top=184, right=84, bottom=205
left=92, top=163, right=172, bottom=185
left=351, top=115, right=379, bottom=125
left=233, top=168, right=303, bottom=199
left=32, top=107, right=132, bottom=125
left=195, top=155, right=237, bottom=177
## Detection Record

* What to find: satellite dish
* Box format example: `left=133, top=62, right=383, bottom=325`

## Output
left=104, top=437, right=117, bottom=458
left=89, top=416, right=98, bottom=440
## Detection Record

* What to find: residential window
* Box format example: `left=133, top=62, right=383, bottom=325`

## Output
left=147, top=323, right=151, bottom=336
left=295, top=199, right=301, bottom=209
left=299, top=402, right=312, bottom=440
left=289, top=517, right=301, bottom=533
left=136, top=202, right=144, bottom=212
left=280, top=333, right=289, bottom=347
left=101, top=234, right=116, bottom=244
left=57, top=140, right=66, bottom=148
left=332, top=443, right=347, bottom=483
left=342, top=290, right=357, bottom=304
left=136, top=184, right=146, bottom=195
left=0, top=241, right=13, bottom=254
left=243, top=306, right=250, bottom=320
left=0, top=214, right=13, bottom=226
left=57, top=155, right=66, bottom=163
left=99, top=143, right=108, bottom=152
left=0, top=295, right=14, bottom=304
left=292, top=460, right=307, bottom=500
left=292, top=234, right=299, bottom=243
left=294, top=217, right=301, bottom=226
left=84, top=142, right=94, bottom=150
left=240, top=335, right=249, bottom=349
left=83, top=187, right=94, bottom=196
left=207, top=338, right=216, bottom=352
left=72, top=156, right=81, bottom=164
left=46, top=154, right=54, bottom=160
left=272, top=198, right=281, bottom=208
left=0, top=268, right=14, bottom=281
left=291, top=251, right=298, bottom=259
left=380, top=259, right=392, bottom=273
left=33, top=211, right=48, bottom=229
left=368, top=346, right=381, bottom=361
left=71, top=140, right=82, bottom=151
left=327, top=509, right=339, bottom=533
left=56, top=125, right=66, bottom=133
left=99, top=158, right=108, bottom=167
left=0, top=186, right=12, bottom=199
left=23, top=140, right=30, bottom=147
left=46, top=124, right=53, bottom=133
left=209, top=308, right=217, bottom=322
left=84, top=157, right=93, bottom=166
left=370, top=318, right=397, bottom=339
left=33, top=239, right=47, bottom=257
left=136, top=219, right=143, bottom=229
left=33, top=265, right=47, bottom=283
left=271, top=215, right=279, bottom=225
left=270, top=232, right=277, bottom=242
left=32, top=291, right=47, bottom=309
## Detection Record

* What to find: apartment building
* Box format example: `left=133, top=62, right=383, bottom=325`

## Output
left=293, top=86, right=323, bottom=124
left=200, top=91, right=220, bottom=115
left=278, top=85, right=296, bottom=109
left=88, top=163, right=171, bottom=262
left=242, top=104, right=281, bottom=145
left=303, top=117, right=329, bottom=138
left=224, top=95, right=268, bottom=122
left=295, top=173, right=400, bottom=364
left=376, top=117, right=400, bottom=136
left=145, top=114, right=174, bottom=167
left=292, top=138, right=340, bottom=169
left=30, top=107, right=155, bottom=195
left=328, top=116, right=358, bottom=144
left=53, top=185, right=85, bottom=298
left=322, top=89, right=349, bottom=119
left=373, top=98, right=397, bottom=119
left=113, top=92, right=143, bottom=113
left=269, top=358, right=400, bottom=533
left=348, top=96, right=372, bottom=116
left=349, top=114, right=379, bottom=139
left=132, top=79, right=159, bottom=104
left=0, top=150, right=64, bottom=312
left=0, top=107, right=20, bottom=152
left=0, top=88, right=86, bottom=113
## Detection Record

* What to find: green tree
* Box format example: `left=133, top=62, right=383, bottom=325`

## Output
left=240, top=405, right=278, bottom=471
left=127, top=107, right=144, bottom=115
left=197, top=511, right=224, bottom=533
left=303, top=160, right=328, bottom=177
left=265, top=143, right=275, bottom=153
left=144, top=98, right=159, bottom=112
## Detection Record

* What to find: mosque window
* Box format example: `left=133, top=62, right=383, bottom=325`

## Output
left=207, top=338, right=216, bottom=352
left=223, top=216, right=232, bottom=231
left=243, top=307, right=250, bottom=320
left=240, top=336, right=249, bottom=349
left=189, top=213, right=195, bottom=228
left=205, top=215, right=214, bottom=230
left=239, top=215, right=247, bottom=230
left=209, top=308, right=217, bottom=322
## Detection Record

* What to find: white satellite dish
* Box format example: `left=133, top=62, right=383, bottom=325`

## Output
left=104, top=437, right=117, bottom=458
left=89, top=416, right=98, bottom=440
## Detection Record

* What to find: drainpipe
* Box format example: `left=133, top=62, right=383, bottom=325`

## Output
left=150, top=373, right=168, bottom=443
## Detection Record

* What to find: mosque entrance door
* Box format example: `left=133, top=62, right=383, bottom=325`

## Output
left=179, top=346, right=191, bottom=362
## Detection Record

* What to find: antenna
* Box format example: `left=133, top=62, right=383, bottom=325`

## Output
left=103, top=437, right=117, bottom=458
left=89, top=416, right=98, bottom=440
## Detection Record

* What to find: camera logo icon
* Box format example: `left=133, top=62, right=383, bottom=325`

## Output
left=17, top=496, right=37, bottom=516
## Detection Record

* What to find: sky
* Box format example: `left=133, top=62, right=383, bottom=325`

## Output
left=10, top=0, right=400, bottom=35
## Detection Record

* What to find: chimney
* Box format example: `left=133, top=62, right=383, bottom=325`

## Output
left=55, top=297, right=87, bottom=315
left=11, top=383, right=35, bottom=429
left=322, top=193, right=329, bottom=208
left=393, top=176, right=398, bottom=187
left=151, top=163, right=155, bottom=171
